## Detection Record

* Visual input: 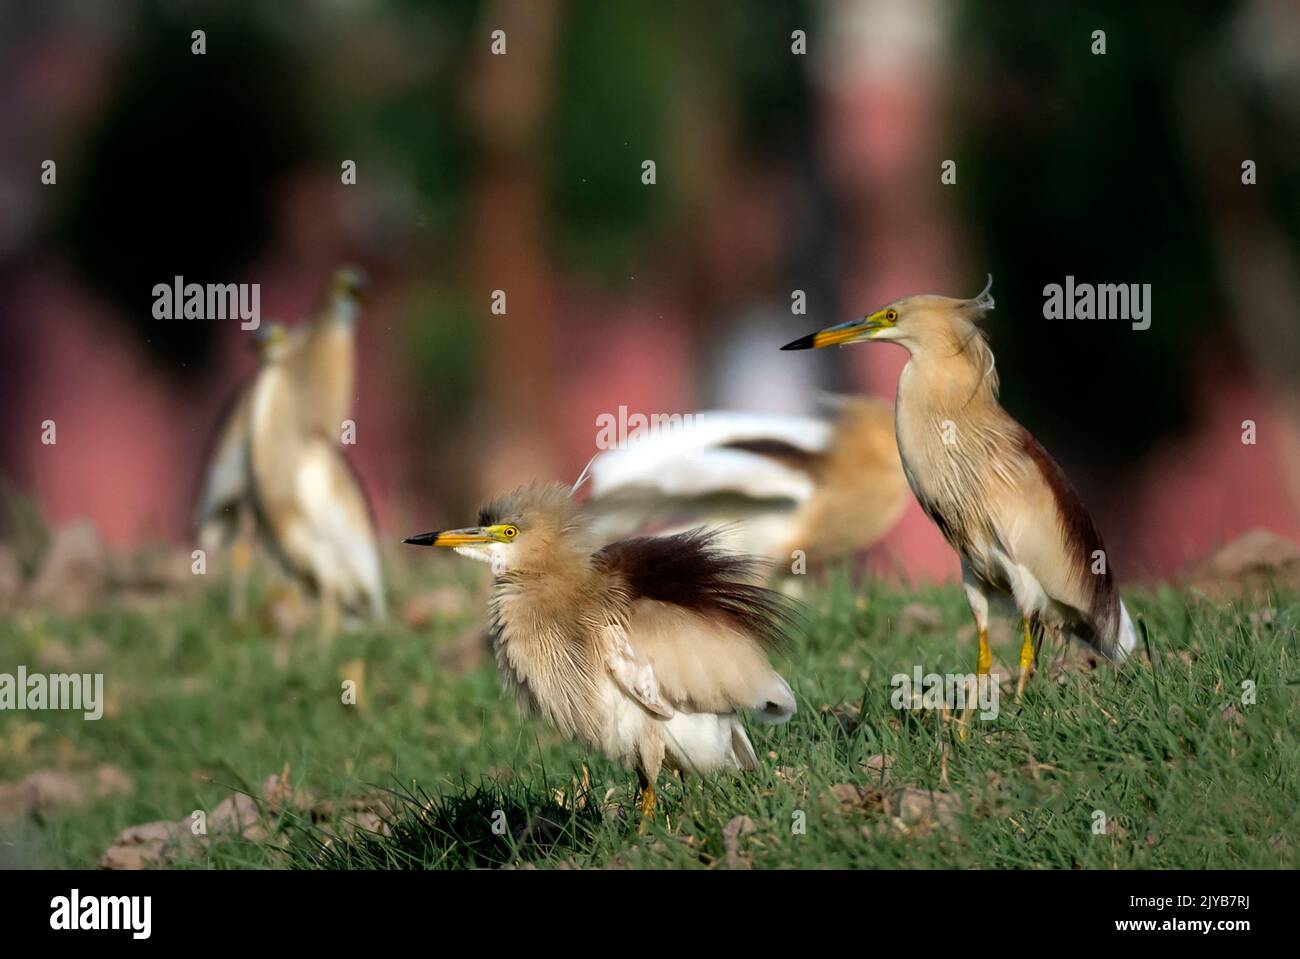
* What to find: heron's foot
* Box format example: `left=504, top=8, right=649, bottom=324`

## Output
left=637, top=783, right=657, bottom=834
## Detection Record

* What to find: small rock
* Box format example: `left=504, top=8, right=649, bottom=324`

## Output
left=29, top=522, right=106, bottom=614
left=0, top=764, right=133, bottom=823
left=1219, top=705, right=1244, bottom=727
left=100, top=819, right=197, bottom=870
left=0, top=780, right=38, bottom=824
left=1206, top=528, right=1300, bottom=575
left=900, top=603, right=942, bottom=633
left=861, top=754, right=894, bottom=784
left=351, top=810, right=390, bottom=836
left=210, top=792, right=261, bottom=834
left=824, top=783, right=886, bottom=814
left=820, top=703, right=862, bottom=735
left=1102, top=818, right=1127, bottom=838
left=889, top=787, right=962, bottom=836
left=1186, top=528, right=1300, bottom=597
left=260, top=764, right=311, bottom=812
left=722, top=815, right=757, bottom=869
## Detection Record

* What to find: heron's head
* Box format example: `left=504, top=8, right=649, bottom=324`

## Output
left=404, top=482, right=584, bottom=574
left=254, top=322, right=294, bottom=362
left=331, top=265, right=369, bottom=303
left=781, top=276, right=995, bottom=356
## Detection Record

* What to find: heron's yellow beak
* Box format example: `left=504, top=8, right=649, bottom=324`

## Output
left=781, top=308, right=896, bottom=350
left=403, top=527, right=493, bottom=548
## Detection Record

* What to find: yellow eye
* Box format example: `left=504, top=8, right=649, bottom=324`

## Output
left=885, top=309, right=898, bottom=322
left=501, top=526, right=518, bottom=540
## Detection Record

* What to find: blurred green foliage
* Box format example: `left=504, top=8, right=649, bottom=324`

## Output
left=547, top=1, right=678, bottom=281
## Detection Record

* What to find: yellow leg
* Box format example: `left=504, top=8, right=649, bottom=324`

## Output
left=1016, top=618, right=1035, bottom=702
left=959, top=628, right=991, bottom=741
left=637, top=783, right=657, bottom=834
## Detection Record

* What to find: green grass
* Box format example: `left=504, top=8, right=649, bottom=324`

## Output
left=2, top=566, right=1297, bottom=869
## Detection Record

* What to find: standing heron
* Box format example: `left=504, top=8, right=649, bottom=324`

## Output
left=193, top=267, right=366, bottom=620
left=404, top=482, right=796, bottom=825
left=247, top=323, right=384, bottom=633
left=583, top=397, right=908, bottom=572
left=194, top=324, right=306, bottom=620
left=782, top=278, right=1135, bottom=701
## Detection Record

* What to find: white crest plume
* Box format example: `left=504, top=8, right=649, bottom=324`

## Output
left=970, top=273, right=995, bottom=313
left=570, top=453, right=599, bottom=497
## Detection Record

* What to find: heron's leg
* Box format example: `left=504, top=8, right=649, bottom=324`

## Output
left=228, top=507, right=254, bottom=623
left=1015, top=617, right=1035, bottom=701
left=958, top=570, right=991, bottom=740
left=635, top=766, right=657, bottom=835
left=635, top=735, right=664, bottom=834
left=319, top=588, right=339, bottom=645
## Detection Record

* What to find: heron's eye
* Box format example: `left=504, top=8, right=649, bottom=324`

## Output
left=885, top=309, right=898, bottom=322
left=502, top=526, right=518, bottom=540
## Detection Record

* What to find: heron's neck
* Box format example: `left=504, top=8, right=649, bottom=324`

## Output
left=497, top=536, right=597, bottom=590
left=329, top=297, right=359, bottom=327
left=897, top=329, right=1000, bottom=418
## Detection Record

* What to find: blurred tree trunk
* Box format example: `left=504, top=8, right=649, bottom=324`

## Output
left=467, top=0, right=562, bottom=492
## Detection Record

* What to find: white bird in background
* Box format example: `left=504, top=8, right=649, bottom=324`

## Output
left=584, top=397, right=909, bottom=574
left=247, top=323, right=384, bottom=634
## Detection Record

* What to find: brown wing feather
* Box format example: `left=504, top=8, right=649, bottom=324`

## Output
left=594, top=530, right=796, bottom=648
left=616, top=598, right=792, bottom=716
left=1015, top=427, right=1120, bottom=645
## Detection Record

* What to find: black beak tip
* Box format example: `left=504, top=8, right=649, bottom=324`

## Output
left=780, top=333, right=817, bottom=351
left=403, top=532, right=437, bottom=547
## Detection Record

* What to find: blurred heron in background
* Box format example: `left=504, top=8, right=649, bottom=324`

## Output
left=289, top=266, right=367, bottom=438
left=247, top=318, right=384, bottom=635
left=584, top=397, right=908, bottom=577
left=783, top=278, right=1135, bottom=706
left=194, top=329, right=278, bottom=621
left=404, top=481, right=796, bottom=827
left=195, top=267, right=380, bottom=631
